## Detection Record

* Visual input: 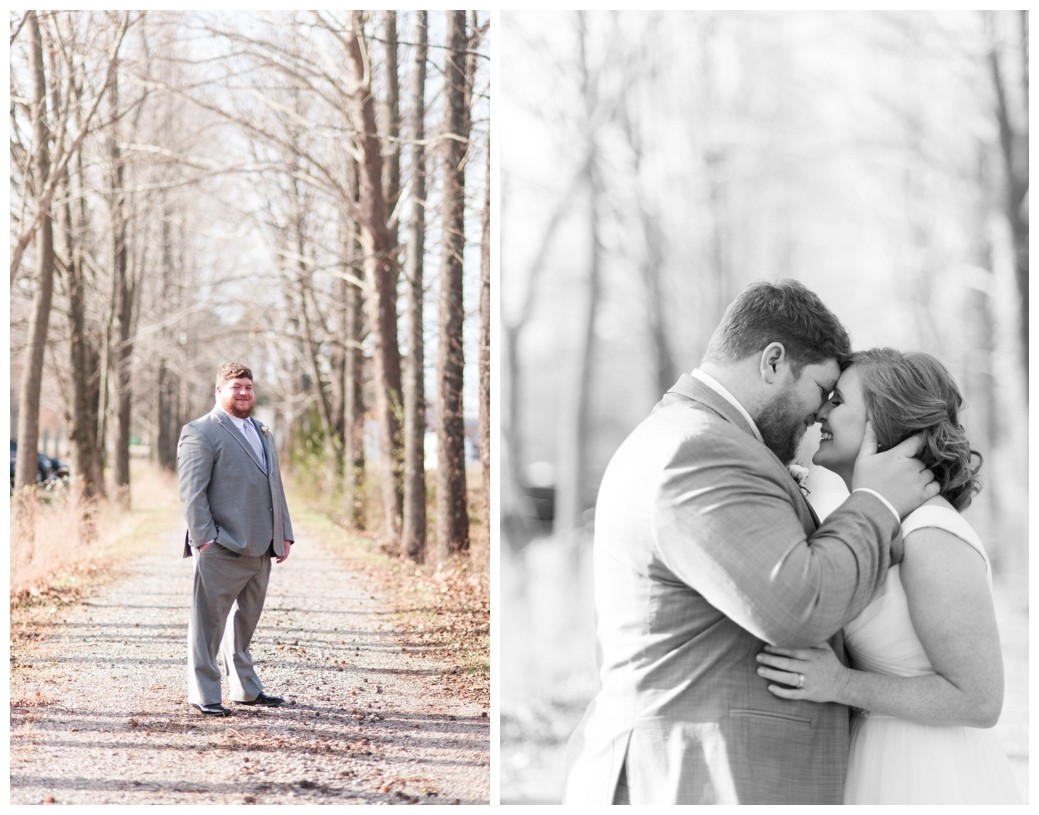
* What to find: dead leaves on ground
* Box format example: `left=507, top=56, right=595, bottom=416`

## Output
left=386, top=562, right=487, bottom=699
left=342, top=547, right=489, bottom=708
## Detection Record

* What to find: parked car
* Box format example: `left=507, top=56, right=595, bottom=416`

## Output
left=10, top=440, right=70, bottom=489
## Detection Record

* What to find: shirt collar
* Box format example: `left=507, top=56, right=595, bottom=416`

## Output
left=690, top=369, right=763, bottom=443
left=218, top=407, right=249, bottom=431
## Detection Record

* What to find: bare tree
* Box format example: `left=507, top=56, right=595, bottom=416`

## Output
left=155, top=196, right=181, bottom=473
left=470, top=10, right=492, bottom=546
left=402, top=11, right=429, bottom=562
left=479, top=129, right=491, bottom=546
left=60, top=115, right=106, bottom=504
left=10, top=14, right=131, bottom=285
left=618, top=86, right=676, bottom=397
left=382, top=11, right=402, bottom=236
left=13, top=11, right=57, bottom=504
left=342, top=10, right=404, bottom=545
left=286, top=140, right=339, bottom=453
left=341, top=159, right=368, bottom=529
left=105, top=57, right=135, bottom=507
left=435, top=10, right=471, bottom=558
left=9, top=11, right=488, bottom=570
left=986, top=10, right=1029, bottom=380
left=553, top=11, right=605, bottom=546
left=500, top=166, right=583, bottom=553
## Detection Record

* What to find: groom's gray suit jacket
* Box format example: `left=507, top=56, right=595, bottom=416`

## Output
left=563, top=374, right=903, bottom=805
left=179, top=407, right=293, bottom=558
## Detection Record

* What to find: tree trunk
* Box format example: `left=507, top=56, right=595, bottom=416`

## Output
left=382, top=11, right=401, bottom=234
left=342, top=273, right=367, bottom=529
left=471, top=12, right=491, bottom=545
left=14, top=12, right=56, bottom=517
left=402, top=11, right=428, bottom=563
left=341, top=158, right=367, bottom=530
left=155, top=200, right=180, bottom=472
left=619, top=101, right=676, bottom=396
left=479, top=129, right=491, bottom=546
left=344, top=10, right=404, bottom=546
left=986, top=10, right=1028, bottom=382
left=1014, top=13, right=1028, bottom=380
left=157, top=360, right=179, bottom=470
left=63, top=143, right=106, bottom=505
left=294, top=224, right=337, bottom=449
left=330, top=264, right=347, bottom=447
left=108, top=62, right=133, bottom=509
left=435, top=11, right=471, bottom=559
left=500, top=169, right=584, bottom=554
left=554, top=11, right=602, bottom=545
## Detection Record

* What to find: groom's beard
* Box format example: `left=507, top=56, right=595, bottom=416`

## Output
left=758, top=389, right=807, bottom=465
left=220, top=393, right=254, bottom=419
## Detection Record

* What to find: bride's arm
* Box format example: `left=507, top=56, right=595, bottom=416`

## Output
left=756, top=527, right=1004, bottom=728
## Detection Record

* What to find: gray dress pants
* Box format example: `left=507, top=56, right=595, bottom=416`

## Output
left=186, top=544, right=272, bottom=705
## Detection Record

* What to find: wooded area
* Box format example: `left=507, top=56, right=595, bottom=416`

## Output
left=10, top=10, right=491, bottom=566
left=503, top=9, right=1027, bottom=560
left=500, top=10, right=1028, bottom=803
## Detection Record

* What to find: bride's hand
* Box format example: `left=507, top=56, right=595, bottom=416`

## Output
left=756, top=642, right=849, bottom=704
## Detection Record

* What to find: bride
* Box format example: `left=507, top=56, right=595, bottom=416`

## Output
left=755, top=348, right=1020, bottom=804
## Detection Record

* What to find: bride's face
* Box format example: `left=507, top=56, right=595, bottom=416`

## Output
left=812, top=365, right=868, bottom=476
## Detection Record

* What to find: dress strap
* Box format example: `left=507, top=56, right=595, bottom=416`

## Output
left=901, top=505, right=991, bottom=577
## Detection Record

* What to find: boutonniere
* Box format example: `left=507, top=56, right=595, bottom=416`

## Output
left=788, top=464, right=811, bottom=496
left=260, top=424, right=270, bottom=437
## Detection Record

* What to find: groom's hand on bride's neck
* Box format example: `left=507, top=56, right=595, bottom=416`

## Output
left=852, top=422, right=940, bottom=519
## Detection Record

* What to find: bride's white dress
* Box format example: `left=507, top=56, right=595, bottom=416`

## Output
left=842, top=505, right=1021, bottom=804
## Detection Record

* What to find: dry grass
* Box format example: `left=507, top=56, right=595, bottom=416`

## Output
left=290, top=463, right=490, bottom=577
left=10, top=462, right=180, bottom=605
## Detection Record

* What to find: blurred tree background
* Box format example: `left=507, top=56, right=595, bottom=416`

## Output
left=9, top=11, right=490, bottom=569
left=500, top=10, right=1027, bottom=803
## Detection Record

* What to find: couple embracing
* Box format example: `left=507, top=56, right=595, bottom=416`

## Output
left=564, top=280, right=1020, bottom=805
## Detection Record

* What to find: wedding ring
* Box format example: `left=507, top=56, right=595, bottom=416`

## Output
left=797, top=673, right=805, bottom=689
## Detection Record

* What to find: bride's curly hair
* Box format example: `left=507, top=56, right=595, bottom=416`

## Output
left=851, top=348, right=982, bottom=511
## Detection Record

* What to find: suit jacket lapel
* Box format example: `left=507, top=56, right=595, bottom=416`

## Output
left=659, top=373, right=759, bottom=439
left=660, top=374, right=820, bottom=530
left=213, top=409, right=267, bottom=473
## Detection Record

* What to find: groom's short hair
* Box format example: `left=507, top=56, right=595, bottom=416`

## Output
left=703, top=279, right=851, bottom=374
left=215, top=362, right=253, bottom=387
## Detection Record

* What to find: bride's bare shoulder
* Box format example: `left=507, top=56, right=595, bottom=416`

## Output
left=903, top=497, right=987, bottom=569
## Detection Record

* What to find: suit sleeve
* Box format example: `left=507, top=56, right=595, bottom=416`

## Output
left=281, top=494, right=294, bottom=543
left=271, top=440, right=293, bottom=543
left=178, top=423, right=217, bottom=547
left=652, top=430, right=901, bottom=647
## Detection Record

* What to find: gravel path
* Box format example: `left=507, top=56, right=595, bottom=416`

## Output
left=9, top=522, right=489, bottom=805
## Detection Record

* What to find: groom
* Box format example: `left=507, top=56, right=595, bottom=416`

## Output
left=563, top=280, right=938, bottom=804
left=178, top=362, right=294, bottom=716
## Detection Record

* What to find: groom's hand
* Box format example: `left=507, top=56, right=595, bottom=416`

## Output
left=852, top=422, right=939, bottom=518
left=276, top=540, right=292, bottom=563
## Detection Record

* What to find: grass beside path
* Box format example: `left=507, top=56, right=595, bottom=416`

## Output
left=10, top=465, right=182, bottom=646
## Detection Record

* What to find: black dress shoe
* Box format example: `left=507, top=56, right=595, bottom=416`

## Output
left=234, top=692, right=284, bottom=707
left=192, top=702, right=232, bottom=716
